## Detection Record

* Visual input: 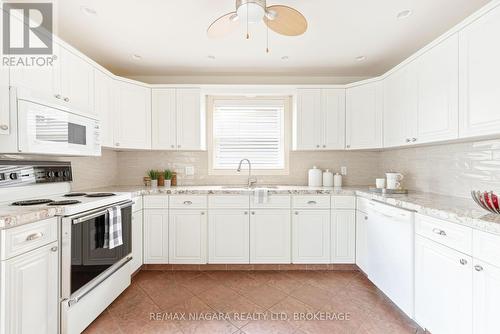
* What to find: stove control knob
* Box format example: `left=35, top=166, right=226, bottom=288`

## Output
left=62, top=170, right=70, bottom=177
left=46, top=171, right=55, bottom=178
left=54, top=171, right=61, bottom=177
left=0, top=173, right=5, bottom=181
left=9, top=173, right=18, bottom=180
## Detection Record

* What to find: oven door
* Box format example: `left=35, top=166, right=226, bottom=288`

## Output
left=17, top=99, right=101, bottom=156
left=61, top=201, right=132, bottom=306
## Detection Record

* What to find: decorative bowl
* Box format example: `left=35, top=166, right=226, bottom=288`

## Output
left=471, top=191, right=500, bottom=214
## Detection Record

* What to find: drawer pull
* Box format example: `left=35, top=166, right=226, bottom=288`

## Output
left=432, top=228, right=447, bottom=236
left=251, top=211, right=255, bottom=215
left=294, top=211, right=299, bottom=215
left=307, top=201, right=317, bottom=205
left=475, top=265, right=484, bottom=272
left=460, top=259, right=468, bottom=265
left=51, top=246, right=58, bottom=252
left=244, top=211, right=248, bottom=215
left=26, top=232, right=43, bottom=241
left=200, top=212, right=205, bottom=215
left=183, top=201, right=193, bottom=205
left=364, top=216, right=368, bottom=220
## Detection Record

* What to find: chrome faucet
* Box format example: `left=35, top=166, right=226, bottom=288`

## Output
left=237, top=159, right=257, bottom=188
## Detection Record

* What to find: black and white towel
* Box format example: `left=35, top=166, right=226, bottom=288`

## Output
left=104, top=206, right=123, bottom=249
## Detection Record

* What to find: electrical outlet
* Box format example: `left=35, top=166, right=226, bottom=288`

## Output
left=185, top=166, right=195, bottom=176
left=341, top=166, right=348, bottom=176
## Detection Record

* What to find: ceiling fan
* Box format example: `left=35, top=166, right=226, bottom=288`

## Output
left=207, top=0, right=308, bottom=43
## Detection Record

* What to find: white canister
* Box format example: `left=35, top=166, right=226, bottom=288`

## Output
left=308, top=166, right=323, bottom=187
left=322, top=169, right=334, bottom=187
left=334, top=173, right=343, bottom=188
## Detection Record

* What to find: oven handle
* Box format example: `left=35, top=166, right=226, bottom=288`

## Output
left=71, top=200, right=133, bottom=225
left=66, top=255, right=132, bottom=307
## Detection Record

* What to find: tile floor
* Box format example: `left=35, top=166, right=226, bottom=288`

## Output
left=84, top=270, right=424, bottom=334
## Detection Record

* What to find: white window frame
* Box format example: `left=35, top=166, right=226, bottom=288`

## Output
left=207, top=95, right=291, bottom=176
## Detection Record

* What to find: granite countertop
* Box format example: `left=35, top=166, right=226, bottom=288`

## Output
left=1, top=185, right=499, bottom=236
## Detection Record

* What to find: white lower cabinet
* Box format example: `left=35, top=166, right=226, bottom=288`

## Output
left=143, top=209, right=169, bottom=264
left=130, top=210, right=143, bottom=273
left=0, top=241, right=58, bottom=334
left=473, top=259, right=500, bottom=334
left=169, top=210, right=207, bottom=264
left=250, top=210, right=291, bottom=264
left=292, top=210, right=330, bottom=263
left=208, top=210, right=250, bottom=264
left=415, top=235, right=473, bottom=334
left=355, top=210, right=369, bottom=272
left=331, top=210, right=355, bottom=264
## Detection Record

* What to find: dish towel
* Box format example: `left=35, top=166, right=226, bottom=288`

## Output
left=104, top=206, right=123, bottom=249
left=254, top=188, right=269, bottom=204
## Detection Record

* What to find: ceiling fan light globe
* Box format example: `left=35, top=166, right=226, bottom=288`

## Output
left=237, top=2, right=265, bottom=23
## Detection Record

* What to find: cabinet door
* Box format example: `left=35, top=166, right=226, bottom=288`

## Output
left=415, top=34, right=459, bottom=144
left=415, top=235, right=472, bottom=334
left=459, top=5, right=500, bottom=138
left=143, top=209, right=168, bottom=264
left=250, top=210, right=291, bottom=264
left=322, top=89, right=345, bottom=149
left=292, top=210, right=330, bottom=263
left=0, top=62, right=9, bottom=135
left=331, top=210, right=355, bottom=264
left=383, top=63, right=418, bottom=148
left=114, top=81, right=151, bottom=149
left=1, top=242, right=58, bottom=334
left=295, top=89, right=322, bottom=150
left=130, top=210, right=143, bottom=273
left=208, top=210, right=249, bottom=264
left=346, top=83, right=383, bottom=149
left=176, top=88, right=201, bottom=150
left=59, top=47, right=95, bottom=115
left=169, top=210, right=207, bottom=264
left=94, top=70, right=115, bottom=147
left=355, top=211, right=368, bottom=272
left=473, top=259, right=500, bottom=334
left=152, top=88, right=177, bottom=150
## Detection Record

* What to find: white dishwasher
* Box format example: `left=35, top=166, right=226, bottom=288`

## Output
left=366, top=200, right=415, bottom=318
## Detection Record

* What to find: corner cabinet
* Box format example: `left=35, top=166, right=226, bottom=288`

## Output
left=345, top=82, right=383, bottom=149
left=459, top=4, right=500, bottom=138
left=152, top=88, right=202, bottom=151
left=295, top=89, right=345, bottom=150
left=114, top=80, right=152, bottom=149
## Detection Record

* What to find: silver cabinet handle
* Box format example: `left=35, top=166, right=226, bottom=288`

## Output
left=322, top=145, right=326, bottom=148
left=0, top=124, right=8, bottom=130
left=183, top=201, right=193, bottom=205
left=307, top=201, right=317, bottom=205
left=55, top=94, right=62, bottom=99
left=244, top=211, right=248, bottom=215
left=460, top=259, right=468, bottom=265
left=51, top=246, right=58, bottom=252
left=200, top=212, right=205, bottom=215
left=26, top=232, right=43, bottom=241
left=115, top=142, right=120, bottom=147
left=412, top=138, right=417, bottom=142
left=64, top=97, right=70, bottom=102
left=475, top=265, right=484, bottom=272
left=346, top=145, right=351, bottom=149
left=432, top=228, right=447, bottom=236
left=316, top=145, right=320, bottom=148
left=364, top=216, right=368, bottom=220
left=251, top=211, right=255, bottom=215
left=171, top=145, right=175, bottom=148
left=294, top=211, right=299, bottom=215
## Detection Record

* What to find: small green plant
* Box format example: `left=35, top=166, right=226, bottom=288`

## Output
left=147, top=169, right=160, bottom=180
left=164, top=169, right=173, bottom=180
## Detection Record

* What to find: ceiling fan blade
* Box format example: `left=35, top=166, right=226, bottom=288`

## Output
left=264, top=5, right=307, bottom=36
left=207, top=12, right=239, bottom=39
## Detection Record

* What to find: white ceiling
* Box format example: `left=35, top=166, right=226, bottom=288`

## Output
left=56, top=0, right=491, bottom=77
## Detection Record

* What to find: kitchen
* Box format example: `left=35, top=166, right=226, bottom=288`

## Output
left=0, top=0, right=500, bottom=333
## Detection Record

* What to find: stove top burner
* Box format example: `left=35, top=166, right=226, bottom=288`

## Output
left=85, top=193, right=116, bottom=198
left=12, top=199, right=54, bottom=206
left=48, top=200, right=81, bottom=206
left=64, top=193, right=87, bottom=197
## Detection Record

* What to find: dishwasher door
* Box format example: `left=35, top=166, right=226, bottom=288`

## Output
left=367, top=201, right=415, bottom=318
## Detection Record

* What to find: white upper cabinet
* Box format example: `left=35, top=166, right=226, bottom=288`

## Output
left=0, top=62, right=9, bottom=135
left=152, top=88, right=202, bottom=151
left=114, top=80, right=151, bottom=149
left=94, top=70, right=115, bottom=147
left=414, top=34, right=459, bottom=144
left=383, top=62, right=418, bottom=148
left=295, top=89, right=345, bottom=150
left=58, top=47, right=95, bottom=115
left=346, top=82, right=383, bottom=149
left=459, top=5, right=500, bottom=138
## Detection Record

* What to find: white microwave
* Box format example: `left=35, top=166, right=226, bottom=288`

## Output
left=15, top=99, right=101, bottom=156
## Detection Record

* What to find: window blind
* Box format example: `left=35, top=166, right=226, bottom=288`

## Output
left=212, top=99, right=285, bottom=170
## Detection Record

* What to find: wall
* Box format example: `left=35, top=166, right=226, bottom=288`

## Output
left=0, top=148, right=118, bottom=191
left=379, top=138, right=500, bottom=198
left=116, top=150, right=381, bottom=187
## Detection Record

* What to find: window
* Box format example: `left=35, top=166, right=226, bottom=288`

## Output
left=208, top=96, right=290, bottom=175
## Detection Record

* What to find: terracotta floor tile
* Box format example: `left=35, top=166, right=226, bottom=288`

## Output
left=197, top=284, right=241, bottom=310
left=241, top=320, right=298, bottom=334
left=289, top=283, right=334, bottom=310
left=179, top=273, right=222, bottom=295
left=216, top=295, right=266, bottom=328
left=143, top=283, right=195, bottom=310
left=176, top=319, right=239, bottom=334
left=82, top=310, right=121, bottom=334
left=241, top=284, right=288, bottom=309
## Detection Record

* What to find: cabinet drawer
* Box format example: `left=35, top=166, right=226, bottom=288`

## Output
left=209, top=195, right=249, bottom=209
left=170, top=195, right=207, bottom=209
left=332, top=196, right=355, bottom=209
left=473, top=230, right=500, bottom=268
left=1, top=217, right=58, bottom=260
left=292, top=195, right=330, bottom=209
left=415, top=214, right=472, bottom=254
left=143, top=195, right=168, bottom=209
left=251, top=195, right=290, bottom=209
left=132, top=196, right=143, bottom=212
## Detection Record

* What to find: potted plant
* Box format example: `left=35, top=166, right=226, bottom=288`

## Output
left=147, top=169, right=160, bottom=188
left=164, top=169, right=173, bottom=188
